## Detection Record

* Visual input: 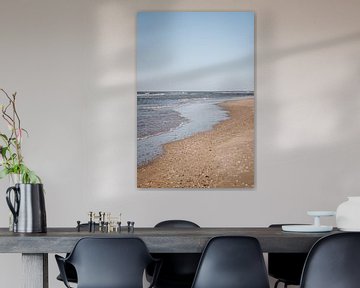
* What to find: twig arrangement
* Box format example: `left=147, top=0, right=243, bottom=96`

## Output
left=0, top=88, right=40, bottom=183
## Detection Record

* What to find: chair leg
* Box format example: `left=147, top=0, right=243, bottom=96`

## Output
left=274, top=280, right=289, bottom=288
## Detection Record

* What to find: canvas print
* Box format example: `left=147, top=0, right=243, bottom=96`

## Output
left=137, top=12, right=254, bottom=188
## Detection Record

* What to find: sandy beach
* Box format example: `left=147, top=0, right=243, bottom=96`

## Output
left=137, top=97, right=254, bottom=188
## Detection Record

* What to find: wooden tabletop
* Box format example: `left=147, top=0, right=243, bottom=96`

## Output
left=0, top=227, right=339, bottom=253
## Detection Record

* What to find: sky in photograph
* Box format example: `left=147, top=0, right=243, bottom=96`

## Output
left=137, top=12, right=254, bottom=92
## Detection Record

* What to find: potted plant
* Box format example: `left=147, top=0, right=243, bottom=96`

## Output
left=0, top=88, right=46, bottom=233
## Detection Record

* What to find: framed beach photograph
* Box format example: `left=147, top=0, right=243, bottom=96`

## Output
left=137, top=12, right=254, bottom=189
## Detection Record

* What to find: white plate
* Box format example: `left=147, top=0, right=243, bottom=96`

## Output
left=338, top=227, right=360, bottom=232
left=282, top=225, right=333, bottom=232
left=307, top=211, right=336, bottom=217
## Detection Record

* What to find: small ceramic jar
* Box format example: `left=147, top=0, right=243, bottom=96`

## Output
left=336, top=197, right=360, bottom=231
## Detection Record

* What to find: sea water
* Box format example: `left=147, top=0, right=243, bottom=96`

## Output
left=137, top=91, right=253, bottom=167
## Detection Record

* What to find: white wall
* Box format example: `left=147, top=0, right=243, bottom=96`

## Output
left=0, top=0, right=360, bottom=287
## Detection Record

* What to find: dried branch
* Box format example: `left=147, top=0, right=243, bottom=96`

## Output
left=0, top=88, right=40, bottom=183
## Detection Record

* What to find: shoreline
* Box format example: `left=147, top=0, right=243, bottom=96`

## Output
left=137, top=98, right=230, bottom=166
left=137, top=97, right=254, bottom=188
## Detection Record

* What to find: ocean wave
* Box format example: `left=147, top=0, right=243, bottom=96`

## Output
left=137, top=97, right=237, bottom=166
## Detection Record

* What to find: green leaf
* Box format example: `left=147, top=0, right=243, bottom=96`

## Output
left=16, top=164, right=41, bottom=184
left=21, top=128, right=29, bottom=137
left=0, top=133, right=8, bottom=142
left=1, top=146, right=8, bottom=158
left=28, top=171, right=40, bottom=184
left=0, top=168, right=9, bottom=179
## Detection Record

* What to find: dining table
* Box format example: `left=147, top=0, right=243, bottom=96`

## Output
left=0, top=226, right=339, bottom=288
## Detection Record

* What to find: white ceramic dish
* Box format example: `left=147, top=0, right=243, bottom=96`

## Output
left=338, top=227, right=360, bottom=232
left=307, top=211, right=336, bottom=217
left=282, top=225, right=333, bottom=233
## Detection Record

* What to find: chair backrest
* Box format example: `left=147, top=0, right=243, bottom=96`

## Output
left=300, top=232, right=360, bottom=288
left=191, top=236, right=270, bottom=288
left=66, top=237, right=154, bottom=288
left=150, top=220, right=201, bottom=287
left=155, top=220, right=200, bottom=228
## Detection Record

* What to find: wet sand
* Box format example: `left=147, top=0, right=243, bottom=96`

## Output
left=137, top=97, right=254, bottom=188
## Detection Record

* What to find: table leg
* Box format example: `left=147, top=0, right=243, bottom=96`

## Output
left=22, top=253, right=48, bottom=288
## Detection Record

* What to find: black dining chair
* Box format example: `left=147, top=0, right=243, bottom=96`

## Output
left=191, top=236, right=270, bottom=288
left=146, top=220, right=201, bottom=288
left=55, top=237, right=161, bottom=288
left=300, top=232, right=360, bottom=288
left=268, top=224, right=308, bottom=288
